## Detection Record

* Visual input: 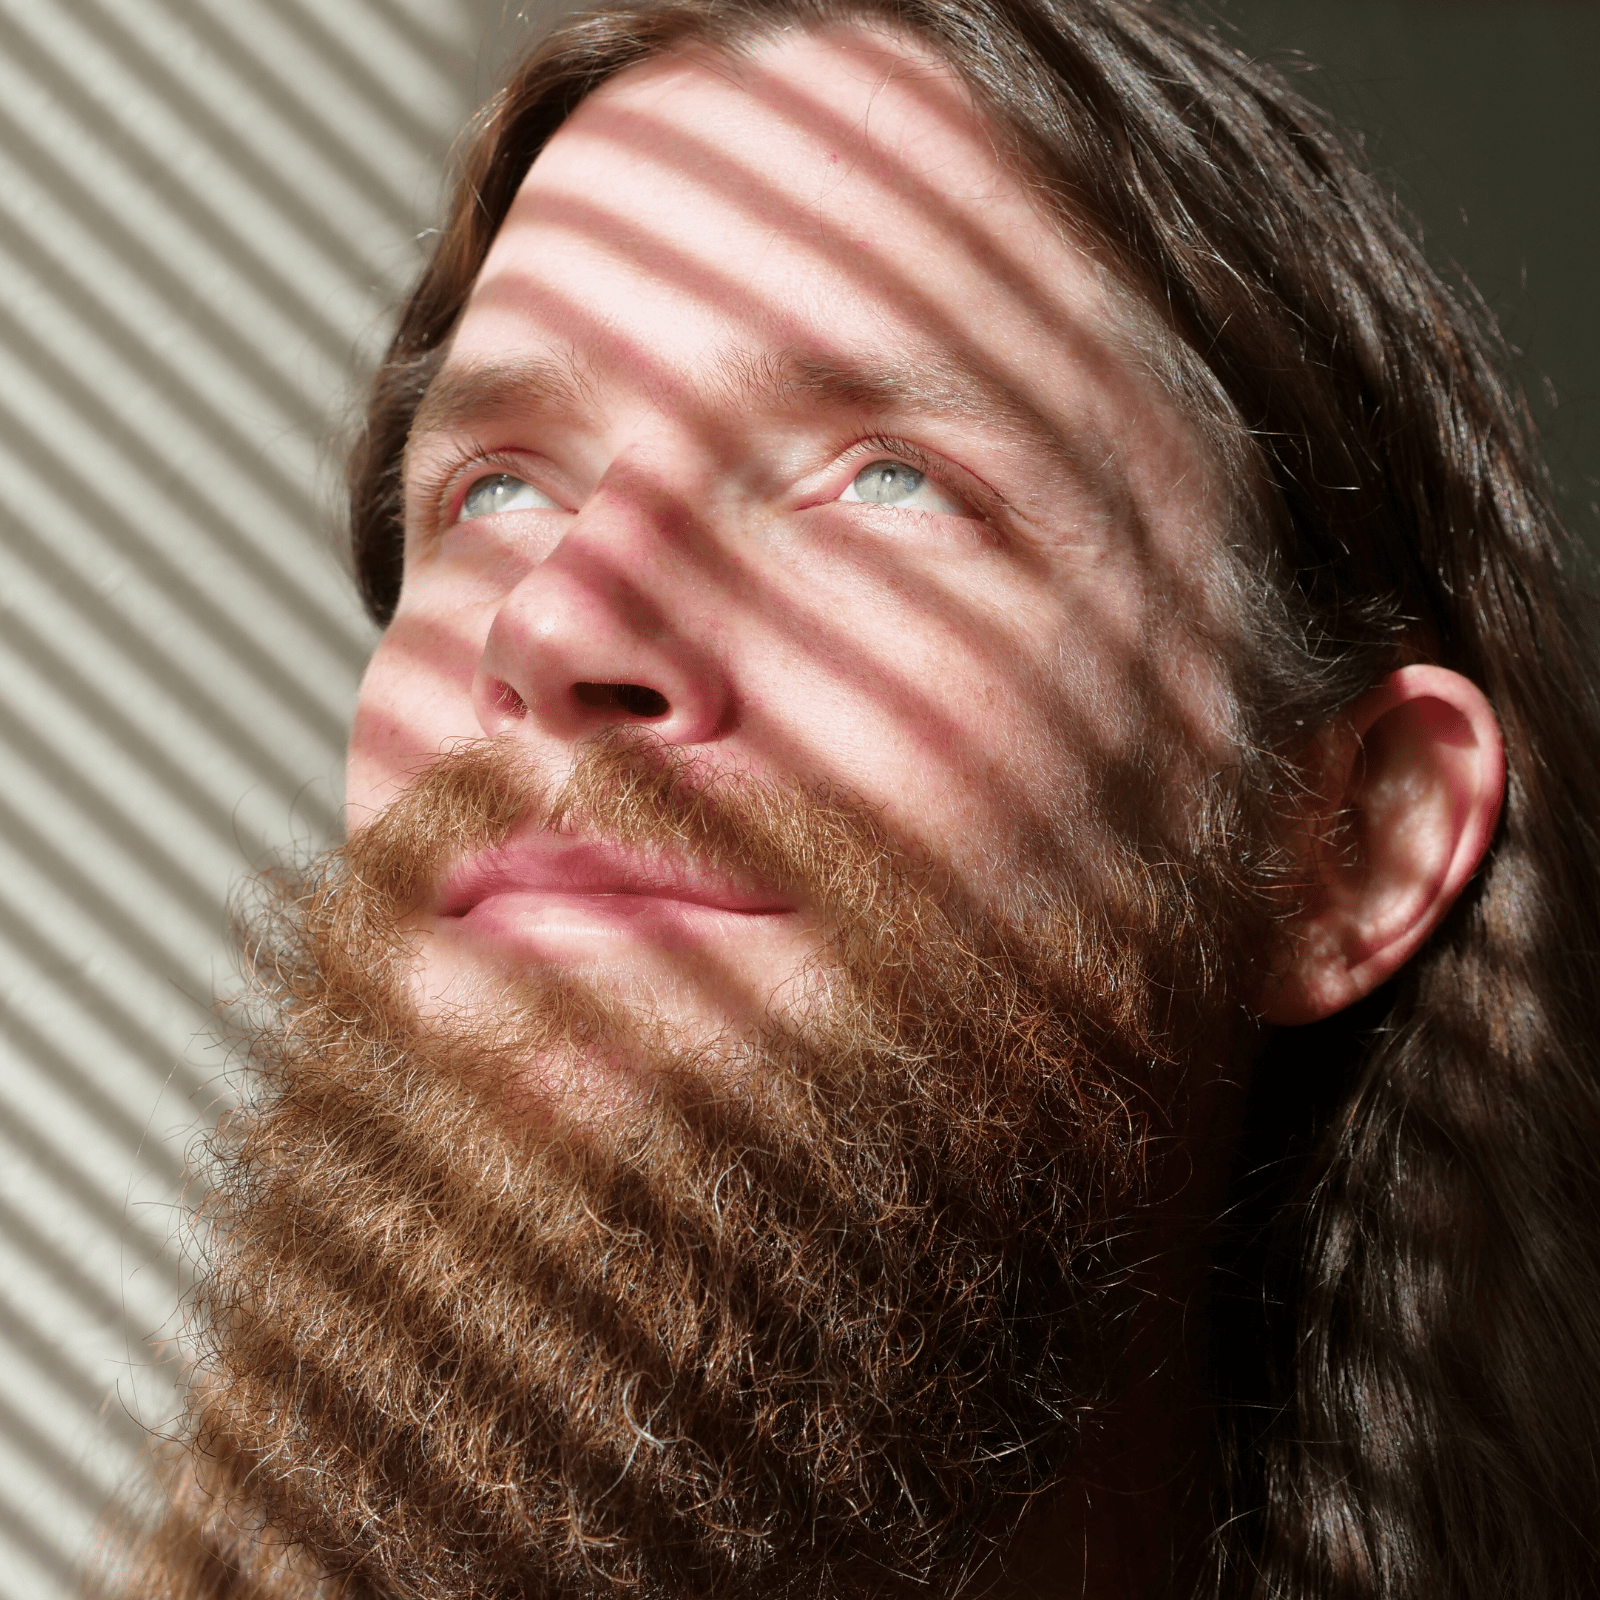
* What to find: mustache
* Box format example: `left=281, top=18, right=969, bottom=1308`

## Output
left=342, top=731, right=907, bottom=919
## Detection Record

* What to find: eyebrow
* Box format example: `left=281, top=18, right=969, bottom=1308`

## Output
left=403, top=343, right=1111, bottom=504
left=720, top=347, right=1019, bottom=428
left=719, top=348, right=1104, bottom=476
left=407, top=352, right=591, bottom=441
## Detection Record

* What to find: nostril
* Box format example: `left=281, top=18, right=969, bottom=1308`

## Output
left=614, top=684, right=669, bottom=718
left=491, top=678, right=528, bottom=718
left=574, top=681, right=670, bottom=719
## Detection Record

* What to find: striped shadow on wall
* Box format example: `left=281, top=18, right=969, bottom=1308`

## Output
left=0, top=3, right=547, bottom=1593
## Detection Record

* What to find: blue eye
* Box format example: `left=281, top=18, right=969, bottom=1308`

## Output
left=460, top=473, right=558, bottom=521
left=851, top=460, right=923, bottom=504
left=839, top=459, right=965, bottom=514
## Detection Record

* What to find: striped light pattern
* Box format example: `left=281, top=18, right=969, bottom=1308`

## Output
left=0, top=3, right=543, bottom=1592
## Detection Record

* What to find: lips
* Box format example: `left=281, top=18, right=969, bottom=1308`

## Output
left=432, top=830, right=795, bottom=950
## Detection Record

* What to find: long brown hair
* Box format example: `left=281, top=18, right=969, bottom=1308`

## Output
left=339, top=2, right=1600, bottom=1595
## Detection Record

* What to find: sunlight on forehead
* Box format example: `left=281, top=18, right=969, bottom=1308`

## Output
left=456, top=28, right=1137, bottom=410
left=441, top=26, right=1226, bottom=588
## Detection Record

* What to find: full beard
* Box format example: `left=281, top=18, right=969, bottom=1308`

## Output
left=168, top=735, right=1263, bottom=1600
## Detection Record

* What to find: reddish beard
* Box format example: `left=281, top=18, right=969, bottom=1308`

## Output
left=159, top=736, right=1259, bottom=1600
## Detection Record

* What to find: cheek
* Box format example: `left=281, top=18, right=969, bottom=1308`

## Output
left=751, top=565, right=1078, bottom=866
left=843, top=584, right=1221, bottom=885
left=345, top=607, right=489, bottom=820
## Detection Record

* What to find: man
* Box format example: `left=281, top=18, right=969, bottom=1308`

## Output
left=109, top=0, right=1600, bottom=1596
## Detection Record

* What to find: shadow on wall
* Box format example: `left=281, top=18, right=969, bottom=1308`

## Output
left=0, top=3, right=567, bottom=1597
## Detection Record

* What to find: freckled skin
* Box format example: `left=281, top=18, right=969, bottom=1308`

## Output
left=348, top=28, right=1233, bottom=1032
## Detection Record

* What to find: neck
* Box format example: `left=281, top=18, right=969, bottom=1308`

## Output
left=972, top=1053, right=1245, bottom=1599
left=968, top=1328, right=1202, bottom=1599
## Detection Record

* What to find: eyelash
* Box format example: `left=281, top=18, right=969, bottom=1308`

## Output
left=841, top=434, right=937, bottom=481
left=410, top=440, right=539, bottom=534
left=407, top=432, right=990, bottom=533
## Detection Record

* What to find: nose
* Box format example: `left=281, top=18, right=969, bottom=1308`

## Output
left=471, top=507, right=734, bottom=749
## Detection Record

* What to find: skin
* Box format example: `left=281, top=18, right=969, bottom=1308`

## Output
left=343, top=25, right=1506, bottom=1591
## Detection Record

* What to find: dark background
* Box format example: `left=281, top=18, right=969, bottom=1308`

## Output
left=1215, top=0, right=1598, bottom=548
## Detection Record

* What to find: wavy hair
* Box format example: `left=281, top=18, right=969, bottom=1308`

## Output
left=333, top=1, right=1600, bottom=1595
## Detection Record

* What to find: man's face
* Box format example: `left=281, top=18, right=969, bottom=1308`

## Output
left=349, top=26, right=1235, bottom=1042
left=192, top=39, right=1270, bottom=1597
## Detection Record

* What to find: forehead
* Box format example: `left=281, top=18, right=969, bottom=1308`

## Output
left=447, top=28, right=1176, bottom=449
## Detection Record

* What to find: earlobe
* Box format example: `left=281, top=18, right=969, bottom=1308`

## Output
left=1259, top=664, right=1505, bottom=1026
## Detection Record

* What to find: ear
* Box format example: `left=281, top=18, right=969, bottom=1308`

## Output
left=1260, top=664, right=1505, bottom=1026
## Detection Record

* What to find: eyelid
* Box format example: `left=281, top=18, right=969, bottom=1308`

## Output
left=834, top=434, right=995, bottom=519
left=407, top=441, right=560, bottom=535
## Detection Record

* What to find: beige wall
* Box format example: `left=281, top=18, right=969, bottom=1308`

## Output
left=0, top=3, right=544, bottom=1591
